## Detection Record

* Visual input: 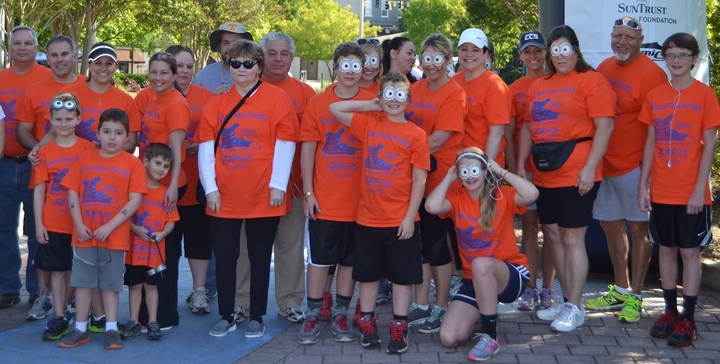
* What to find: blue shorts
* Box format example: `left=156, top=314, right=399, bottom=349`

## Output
left=453, top=262, right=529, bottom=308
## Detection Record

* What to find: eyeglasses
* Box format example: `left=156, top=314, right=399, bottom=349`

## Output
left=613, top=18, right=641, bottom=30
left=364, top=54, right=380, bottom=68
left=51, top=99, right=78, bottom=111
left=357, top=38, right=379, bottom=46
left=379, top=86, right=408, bottom=102
left=663, top=53, right=693, bottom=61
left=421, top=52, right=446, bottom=66
left=549, top=42, right=574, bottom=57
left=335, top=59, right=363, bottom=74
left=458, top=163, right=485, bottom=180
left=229, top=60, right=258, bottom=69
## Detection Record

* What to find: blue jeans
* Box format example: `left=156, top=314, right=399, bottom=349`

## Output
left=0, top=158, right=38, bottom=294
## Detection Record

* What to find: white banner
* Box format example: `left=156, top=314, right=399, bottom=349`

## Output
left=565, top=0, right=710, bottom=84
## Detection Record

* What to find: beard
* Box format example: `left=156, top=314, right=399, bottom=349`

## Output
left=614, top=51, right=631, bottom=62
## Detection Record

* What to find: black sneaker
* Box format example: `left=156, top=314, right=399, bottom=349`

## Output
left=667, top=319, right=697, bottom=347
left=43, top=316, right=70, bottom=341
left=650, top=312, right=678, bottom=339
left=358, top=314, right=380, bottom=348
left=147, top=321, right=162, bottom=341
left=0, top=292, right=20, bottom=309
left=120, top=320, right=141, bottom=340
left=89, top=315, right=106, bottom=333
left=386, top=319, right=409, bottom=354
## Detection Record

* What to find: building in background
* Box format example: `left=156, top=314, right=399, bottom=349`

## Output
left=336, top=0, right=408, bottom=35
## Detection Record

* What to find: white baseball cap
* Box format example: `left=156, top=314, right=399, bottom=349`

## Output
left=458, top=28, right=488, bottom=50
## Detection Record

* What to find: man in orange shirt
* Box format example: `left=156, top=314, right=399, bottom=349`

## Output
left=0, top=25, right=52, bottom=309
left=585, top=17, right=667, bottom=322
left=234, top=32, right=316, bottom=324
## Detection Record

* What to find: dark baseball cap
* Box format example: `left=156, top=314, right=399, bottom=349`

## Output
left=519, top=31, right=545, bottom=51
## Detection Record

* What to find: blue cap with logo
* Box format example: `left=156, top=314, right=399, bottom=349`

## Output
left=519, top=31, right=545, bottom=51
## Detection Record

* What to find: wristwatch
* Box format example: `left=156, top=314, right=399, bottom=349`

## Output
left=303, top=191, right=314, bottom=200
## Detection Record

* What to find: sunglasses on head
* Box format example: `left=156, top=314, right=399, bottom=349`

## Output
left=51, top=99, right=78, bottom=111
left=614, top=18, right=641, bottom=30
left=229, top=60, right=258, bottom=70
left=357, top=38, right=379, bottom=46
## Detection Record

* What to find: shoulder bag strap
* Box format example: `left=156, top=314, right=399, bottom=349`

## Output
left=212, top=80, right=262, bottom=155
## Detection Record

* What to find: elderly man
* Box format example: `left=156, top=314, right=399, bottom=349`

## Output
left=233, top=32, right=316, bottom=324
left=193, top=21, right=254, bottom=95
left=584, top=17, right=667, bottom=322
left=0, top=25, right=51, bottom=309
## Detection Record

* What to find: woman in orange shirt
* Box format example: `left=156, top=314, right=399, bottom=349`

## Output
left=427, top=147, right=537, bottom=362
left=358, top=38, right=383, bottom=95
left=517, top=25, right=615, bottom=333
left=381, top=37, right=417, bottom=83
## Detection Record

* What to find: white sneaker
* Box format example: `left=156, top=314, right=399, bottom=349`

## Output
left=550, top=303, right=585, bottom=333
left=536, top=302, right=564, bottom=321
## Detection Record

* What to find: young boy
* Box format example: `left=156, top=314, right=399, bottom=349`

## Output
left=59, top=108, right=147, bottom=350
left=34, top=92, right=97, bottom=340
left=329, top=71, right=430, bottom=354
left=121, top=143, right=179, bottom=341
left=296, top=42, right=376, bottom=345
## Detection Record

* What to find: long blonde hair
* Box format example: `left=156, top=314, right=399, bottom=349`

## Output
left=456, top=147, right=498, bottom=232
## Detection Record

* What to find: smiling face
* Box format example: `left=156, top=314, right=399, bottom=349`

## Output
left=98, top=120, right=129, bottom=156
left=9, top=29, right=38, bottom=64
left=362, top=50, right=381, bottom=82
left=89, top=56, right=117, bottom=85
left=457, top=156, right=486, bottom=191
left=264, top=39, right=292, bottom=81
left=174, top=51, right=194, bottom=89
left=145, top=155, right=172, bottom=182
left=335, top=55, right=363, bottom=88
left=51, top=108, right=81, bottom=137
left=47, top=41, right=77, bottom=78
left=391, top=41, right=416, bottom=74
left=149, top=59, right=177, bottom=95
left=519, top=46, right=545, bottom=72
left=421, top=45, right=449, bottom=82
left=549, top=37, right=577, bottom=76
left=611, top=26, right=643, bottom=64
left=378, top=81, right=410, bottom=118
left=458, top=43, right=486, bottom=74
left=220, top=32, right=244, bottom=65
left=663, top=46, right=697, bottom=78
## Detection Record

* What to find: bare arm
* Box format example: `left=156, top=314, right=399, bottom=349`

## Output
left=165, top=129, right=186, bottom=213
left=484, top=124, right=504, bottom=160
left=425, top=166, right=456, bottom=215
left=577, top=116, right=613, bottom=195
left=428, top=130, right=452, bottom=155
left=152, top=221, right=176, bottom=243
left=93, top=192, right=143, bottom=242
left=398, top=166, right=427, bottom=239
left=123, top=132, right=138, bottom=153
left=504, top=116, right=517, bottom=173
left=328, top=99, right=382, bottom=127
left=301, top=141, right=320, bottom=219
left=68, top=189, right=93, bottom=242
left=33, top=183, right=48, bottom=244
left=637, top=126, right=654, bottom=212
left=687, top=127, right=718, bottom=214
left=487, top=160, right=538, bottom=207
left=17, top=122, right=38, bottom=150
left=516, top=123, right=533, bottom=179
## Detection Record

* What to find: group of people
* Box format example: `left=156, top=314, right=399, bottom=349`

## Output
left=0, top=14, right=716, bottom=362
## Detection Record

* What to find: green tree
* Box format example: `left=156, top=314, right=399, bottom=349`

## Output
left=280, top=0, right=380, bottom=82
left=400, top=0, right=468, bottom=51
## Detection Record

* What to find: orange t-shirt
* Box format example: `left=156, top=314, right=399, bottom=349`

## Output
left=508, top=76, right=542, bottom=172
left=452, top=70, right=512, bottom=166
left=350, top=113, right=430, bottom=227
left=638, top=80, right=720, bottom=205
left=61, top=149, right=147, bottom=250
left=525, top=70, right=616, bottom=188
left=265, top=77, right=316, bottom=201
left=598, top=55, right=668, bottom=176
left=34, top=138, right=97, bottom=234
left=440, top=185, right=528, bottom=280
left=179, top=85, right=213, bottom=206
left=406, top=78, right=466, bottom=196
left=298, top=85, right=375, bottom=221
left=195, top=84, right=299, bottom=218
left=0, top=64, right=52, bottom=157
left=57, top=83, right=140, bottom=145
left=361, top=83, right=380, bottom=96
left=137, top=90, right=191, bottom=187
left=127, top=185, right=180, bottom=267
left=16, top=75, right=88, bottom=141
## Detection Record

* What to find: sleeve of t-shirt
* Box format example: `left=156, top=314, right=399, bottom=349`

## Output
left=60, top=152, right=85, bottom=192
left=502, top=186, right=526, bottom=215
left=438, top=186, right=460, bottom=220
left=126, top=99, right=142, bottom=133
left=15, top=92, right=33, bottom=123
left=195, top=98, right=219, bottom=143
left=585, top=72, right=616, bottom=118
left=701, top=88, right=720, bottom=130
left=299, top=98, right=321, bottom=142
left=638, top=92, right=655, bottom=127
left=166, top=102, right=191, bottom=133
left=410, top=129, right=431, bottom=171
left=485, top=80, right=511, bottom=126
left=128, top=159, right=148, bottom=195
left=349, top=113, right=372, bottom=142
left=166, top=205, right=180, bottom=222
left=435, top=88, right=466, bottom=133
left=33, top=147, right=49, bottom=186
left=274, top=93, right=299, bottom=142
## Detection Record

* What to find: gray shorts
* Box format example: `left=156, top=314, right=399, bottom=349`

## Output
left=70, top=247, right=126, bottom=292
left=592, top=167, right=649, bottom=222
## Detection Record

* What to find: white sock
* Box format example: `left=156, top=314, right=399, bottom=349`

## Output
left=75, top=321, right=88, bottom=332
left=105, top=321, right=118, bottom=331
left=417, top=304, right=430, bottom=310
left=615, top=286, right=630, bottom=295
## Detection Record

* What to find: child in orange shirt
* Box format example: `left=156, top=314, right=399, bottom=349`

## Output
left=329, top=71, right=430, bottom=355
left=121, top=143, right=179, bottom=341
left=426, top=147, right=537, bottom=362
left=34, top=92, right=97, bottom=341
left=59, top=108, right=147, bottom=350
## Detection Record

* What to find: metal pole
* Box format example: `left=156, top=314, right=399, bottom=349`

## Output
left=359, top=0, right=365, bottom=39
left=539, top=0, right=565, bottom=37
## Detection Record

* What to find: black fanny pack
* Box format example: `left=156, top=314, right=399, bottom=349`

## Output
left=530, top=137, right=592, bottom=172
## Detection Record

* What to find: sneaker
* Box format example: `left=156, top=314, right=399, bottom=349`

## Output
left=584, top=284, right=629, bottom=311
left=536, top=302, right=565, bottom=321
left=185, top=292, right=193, bottom=304
left=147, top=321, right=162, bottom=341
left=28, top=293, right=39, bottom=307
left=417, top=305, right=446, bottom=334
left=667, top=318, right=698, bottom=347
left=233, top=305, right=248, bottom=323
left=618, top=295, right=643, bottom=323
left=352, top=299, right=362, bottom=327
left=449, top=275, right=462, bottom=297
left=43, top=316, right=70, bottom=341
left=407, top=303, right=432, bottom=326
left=358, top=314, right=381, bottom=348
left=209, top=319, right=236, bottom=337
left=387, top=319, right=409, bottom=354
left=518, top=287, right=538, bottom=312
left=0, top=292, right=20, bottom=309
left=468, top=333, right=500, bottom=362
left=297, top=316, right=320, bottom=345
left=650, top=312, right=679, bottom=338
left=278, top=306, right=304, bottom=323
left=377, top=279, right=391, bottom=304
left=320, top=291, right=333, bottom=321
left=206, top=290, right=218, bottom=299
left=190, top=287, right=210, bottom=315
left=245, top=320, right=265, bottom=338
left=550, top=303, right=585, bottom=333
left=120, top=320, right=141, bottom=340
left=105, top=329, right=122, bottom=350
left=89, top=315, right=106, bottom=333
left=46, top=305, right=75, bottom=330
left=58, top=329, right=90, bottom=348
left=332, top=315, right=355, bottom=342
left=539, top=288, right=555, bottom=310
left=27, top=291, right=53, bottom=321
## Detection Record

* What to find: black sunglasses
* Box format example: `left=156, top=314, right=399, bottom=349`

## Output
left=357, top=38, right=379, bottom=46
left=229, top=60, right=258, bottom=70
left=614, top=18, right=641, bottom=30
